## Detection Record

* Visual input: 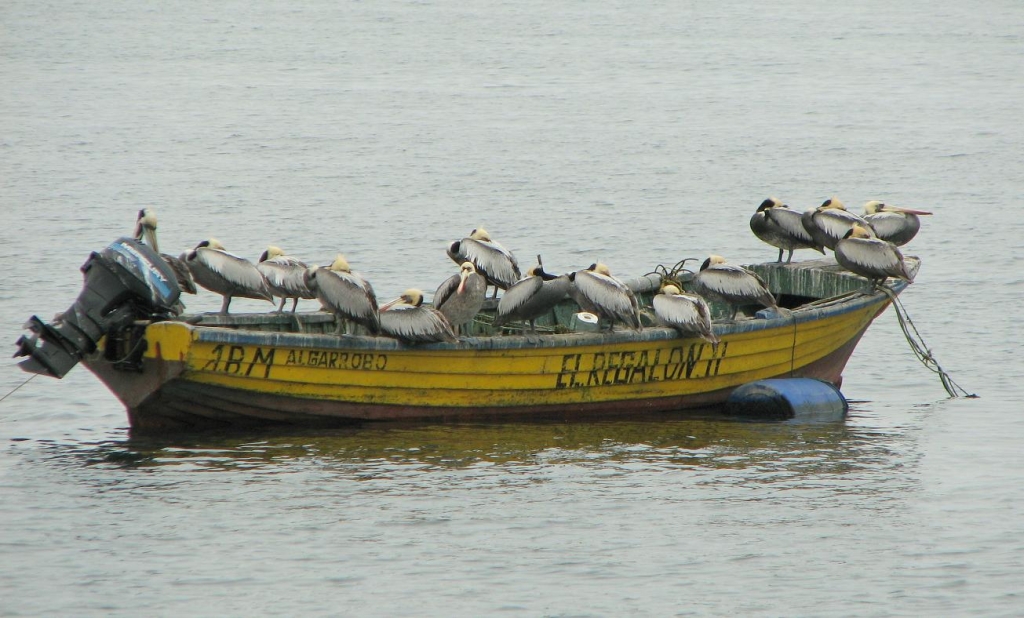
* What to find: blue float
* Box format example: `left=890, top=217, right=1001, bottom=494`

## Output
left=725, top=378, right=848, bottom=421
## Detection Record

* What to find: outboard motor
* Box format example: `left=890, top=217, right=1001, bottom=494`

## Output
left=14, top=238, right=182, bottom=378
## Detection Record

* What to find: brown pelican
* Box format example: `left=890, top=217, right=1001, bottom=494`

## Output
left=750, top=198, right=824, bottom=263
left=379, top=289, right=457, bottom=344
left=653, top=284, right=717, bottom=343
left=304, top=255, right=380, bottom=335
left=568, top=263, right=642, bottom=331
left=835, top=224, right=914, bottom=285
left=185, top=239, right=273, bottom=314
left=133, top=208, right=197, bottom=294
left=694, top=255, right=778, bottom=320
left=256, top=246, right=316, bottom=313
left=863, top=201, right=932, bottom=246
left=493, top=265, right=571, bottom=332
left=432, top=262, right=487, bottom=336
left=801, top=197, right=875, bottom=251
left=447, top=227, right=521, bottom=297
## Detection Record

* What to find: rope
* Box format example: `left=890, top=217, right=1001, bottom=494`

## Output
left=0, top=374, right=38, bottom=405
left=880, top=286, right=976, bottom=399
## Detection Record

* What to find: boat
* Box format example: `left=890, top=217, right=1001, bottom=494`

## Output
left=14, top=238, right=918, bottom=433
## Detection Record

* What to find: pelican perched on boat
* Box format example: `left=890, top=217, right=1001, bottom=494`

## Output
left=185, top=239, right=273, bottom=314
left=493, top=265, right=571, bottom=332
left=304, top=255, right=380, bottom=335
left=379, top=289, right=457, bottom=344
left=694, top=255, right=778, bottom=320
left=447, top=227, right=521, bottom=297
left=653, top=284, right=717, bottom=343
left=863, top=201, right=932, bottom=246
left=568, top=263, right=642, bottom=331
left=835, top=224, right=914, bottom=285
left=750, top=198, right=824, bottom=263
left=256, top=246, right=316, bottom=313
left=132, top=208, right=197, bottom=294
left=801, top=197, right=875, bottom=251
left=433, top=262, right=487, bottom=336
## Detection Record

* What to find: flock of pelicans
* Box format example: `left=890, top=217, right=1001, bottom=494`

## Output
left=132, top=197, right=928, bottom=344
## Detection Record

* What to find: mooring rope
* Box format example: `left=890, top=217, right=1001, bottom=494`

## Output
left=880, top=286, right=976, bottom=398
left=0, top=373, right=38, bottom=406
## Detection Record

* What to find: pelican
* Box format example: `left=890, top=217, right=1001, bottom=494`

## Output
left=568, top=263, right=642, bottom=331
left=256, top=246, right=316, bottom=313
left=750, top=197, right=824, bottom=263
left=694, top=255, right=778, bottom=320
left=493, top=265, right=571, bottom=332
left=835, top=224, right=914, bottom=285
left=801, top=197, right=875, bottom=251
left=433, top=262, right=487, bottom=336
left=132, top=208, right=197, bottom=294
left=185, top=239, right=273, bottom=314
left=447, top=227, right=521, bottom=297
left=653, top=284, right=717, bottom=343
left=304, top=255, right=380, bottom=335
left=863, top=200, right=932, bottom=246
left=379, top=289, right=457, bottom=344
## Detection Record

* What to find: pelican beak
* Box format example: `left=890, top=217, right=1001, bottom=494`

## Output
left=380, top=297, right=402, bottom=312
left=144, top=226, right=160, bottom=253
left=890, top=206, right=933, bottom=215
left=457, top=270, right=469, bottom=294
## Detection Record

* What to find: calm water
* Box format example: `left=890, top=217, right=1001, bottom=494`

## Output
left=2, top=0, right=1023, bottom=615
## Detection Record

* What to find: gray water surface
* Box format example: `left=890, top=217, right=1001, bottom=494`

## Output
left=2, top=1, right=1022, bottom=616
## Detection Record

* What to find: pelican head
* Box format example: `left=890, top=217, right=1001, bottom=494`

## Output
left=864, top=200, right=933, bottom=216
left=259, top=245, right=285, bottom=263
left=845, top=224, right=874, bottom=240
left=197, top=238, right=226, bottom=251
left=756, top=197, right=784, bottom=213
left=863, top=200, right=886, bottom=215
left=700, top=255, right=727, bottom=271
left=329, top=254, right=351, bottom=273
left=134, top=208, right=160, bottom=252
left=587, top=262, right=612, bottom=277
left=458, top=261, right=477, bottom=293
left=819, top=197, right=847, bottom=211
left=381, top=288, right=424, bottom=311
left=660, top=284, right=682, bottom=295
left=469, top=227, right=492, bottom=242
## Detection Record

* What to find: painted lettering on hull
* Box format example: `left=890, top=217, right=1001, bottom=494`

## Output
left=555, top=342, right=728, bottom=389
left=201, top=345, right=388, bottom=378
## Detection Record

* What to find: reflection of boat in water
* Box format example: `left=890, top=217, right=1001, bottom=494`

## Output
left=14, top=238, right=918, bottom=434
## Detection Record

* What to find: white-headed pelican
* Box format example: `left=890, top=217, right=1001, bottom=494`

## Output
left=185, top=239, right=273, bottom=314
left=304, top=254, right=380, bottom=335
left=568, top=262, right=642, bottom=331
left=863, top=201, right=932, bottom=246
left=447, top=226, right=521, bottom=297
left=835, top=224, right=914, bottom=284
left=750, top=197, right=824, bottom=262
left=493, top=265, right=571, bottom=332
left=433, top=262, right=487, bottom=336
left=694, top=255, right=778, bottom=320
left=257, top=246, right=316, bottom=313
left=133, top=208, right=197, bottom=294
left=653, top=284, right=717, bottom=343
left=379, top=289, right=457, bottom=344
left=801, top=197, right=875, bottom=251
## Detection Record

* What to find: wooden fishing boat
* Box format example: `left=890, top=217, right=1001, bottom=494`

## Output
left=14, top=238, right=918, bottom=432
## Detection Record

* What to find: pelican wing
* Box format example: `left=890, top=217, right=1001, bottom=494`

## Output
left=496, top=275, right=543, bottom=318
left=766, top=207, right=817, bottom=244
left=194, top=248, right=272, bottom=299
left=836, top=238, right=913, bottom=281
left=316, top=269, right=380, bottom=328
left=458, top=238, right=521, bottom=289
left=162, top=253, right=197, bottom=294
left=653, top=293, right=716, bottom=341
left=814, top=210, right=874, bottom=245
left=573, top=270, right=641, bottom=328
left=698, top=265, right=777, bottom=308
left=432, top=273, right=461, bottom=310
left=258, top=257, right=314, bottom=299
left=864, top=212, right=916, bottom=244
left=380, top=307, right=456, bottom=343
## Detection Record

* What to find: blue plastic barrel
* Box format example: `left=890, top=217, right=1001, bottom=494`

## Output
left=725, top=378, right=848, bottom=421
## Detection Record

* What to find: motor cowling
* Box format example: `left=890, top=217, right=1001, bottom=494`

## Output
left=14, top=238, right=182, bottom=378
